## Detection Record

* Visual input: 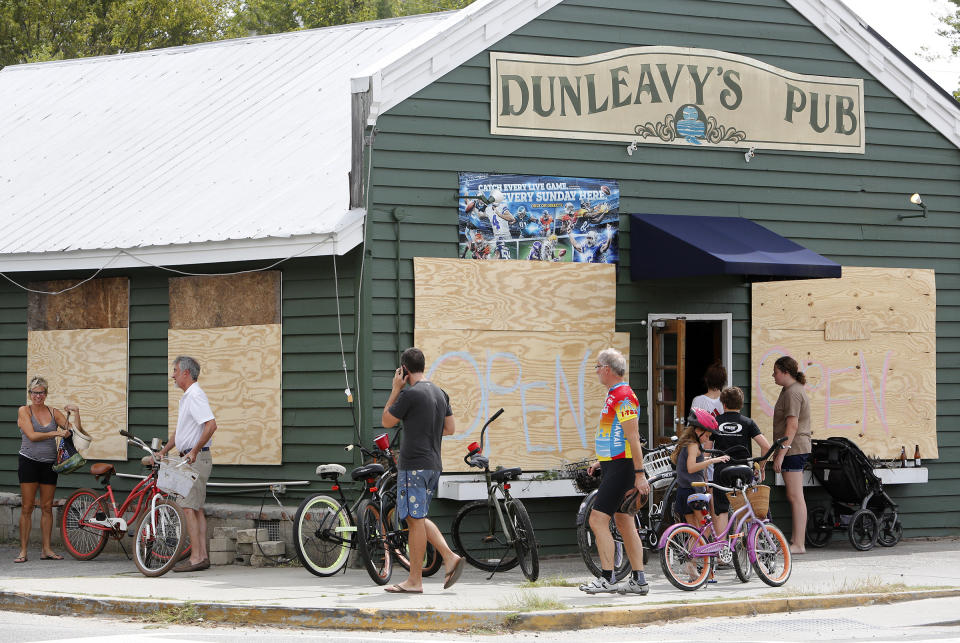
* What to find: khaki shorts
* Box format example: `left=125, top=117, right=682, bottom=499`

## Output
left=179, top=450, right=212, bottom=510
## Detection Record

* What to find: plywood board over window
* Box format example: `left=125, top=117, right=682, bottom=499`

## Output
left=27, top=278, right=129, bottom=460
left=168, top=272, right=282, bottom=466
left=414, top=258, right=630, bottom=472
left=751, top=267, right=937, bottom=460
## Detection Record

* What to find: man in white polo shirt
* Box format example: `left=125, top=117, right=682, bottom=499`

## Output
left=153, top=355, right=217, bottom=572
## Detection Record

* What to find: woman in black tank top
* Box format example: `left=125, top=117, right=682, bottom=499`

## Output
left=15, top=376, right=80, bottom=563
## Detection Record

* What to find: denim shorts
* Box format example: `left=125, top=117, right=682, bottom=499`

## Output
left=396, top=469, right=440, bottom=520
left=782, top=453, right=810, bottom=472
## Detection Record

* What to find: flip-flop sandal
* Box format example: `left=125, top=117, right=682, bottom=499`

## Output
left=40, top=554, right=64, bottom=560
left=443, top=556, right=465, bottom=589
left=384, top=584, right=422, bottom=594
left=14, top=556, right=27, bottom=563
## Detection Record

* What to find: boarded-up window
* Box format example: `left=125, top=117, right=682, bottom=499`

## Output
left=751, top=267, right=936, bottom=459
left=27, top=278, right=129, bottom=460
left=414, top=258, right=629, bottom=471
left=167, top=272, right=282, bottom=465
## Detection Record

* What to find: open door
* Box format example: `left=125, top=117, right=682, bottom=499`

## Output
left=651, top=319, right=685, bottom=445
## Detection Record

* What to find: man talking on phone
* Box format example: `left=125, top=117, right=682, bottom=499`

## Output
left=381, top=347, right=464, bottom=593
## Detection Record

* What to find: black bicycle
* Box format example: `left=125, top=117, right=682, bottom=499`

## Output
left=293, top=433, right=441, bottom=583
left=451, top=409, right=539, bottom=581
left=575, top=440, right=678, bottom=581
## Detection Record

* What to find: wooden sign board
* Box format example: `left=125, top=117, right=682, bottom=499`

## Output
left=414, top=257, right=616, bottom=333
left=167, top=325, right=282, bottom=465
left=414, top=257, right=629, bottom=472
left=27, top=328, right=129, bottom=460
left=752, top=267, right=937, bottom=459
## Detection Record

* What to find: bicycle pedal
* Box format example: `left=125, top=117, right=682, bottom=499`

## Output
left=482, top=535, right=497, bottom=543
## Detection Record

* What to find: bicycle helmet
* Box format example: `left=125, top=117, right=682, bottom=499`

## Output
left=687, top=407, right=719, bottom=433
left=686, top=492, right=711, bottom=512
left=618, top=487, right=647, bottom=515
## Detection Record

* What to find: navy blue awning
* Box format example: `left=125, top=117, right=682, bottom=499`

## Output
left=630, top=213, right=841, bottom=281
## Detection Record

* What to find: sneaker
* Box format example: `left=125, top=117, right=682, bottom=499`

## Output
left=578, top=577, right=621, bottom=594
left=616, top=578, right=650, bottom=595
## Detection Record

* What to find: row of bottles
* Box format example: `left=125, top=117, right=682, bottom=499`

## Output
left=898, top=445, right=922, bottom=468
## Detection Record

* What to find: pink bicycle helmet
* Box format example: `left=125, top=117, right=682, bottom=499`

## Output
left=687, top=407, right=719, bottom=433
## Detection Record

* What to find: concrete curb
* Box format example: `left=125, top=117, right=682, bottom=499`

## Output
left=2, top=587, right=959, bottom=631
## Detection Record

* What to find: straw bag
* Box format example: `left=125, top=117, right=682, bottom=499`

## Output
left=157, top=458, right=199, bottom=497
left=726, top=484, right=770, bottom=519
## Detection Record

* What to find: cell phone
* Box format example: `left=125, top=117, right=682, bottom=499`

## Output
left=400, top=365, right=408, bottom=379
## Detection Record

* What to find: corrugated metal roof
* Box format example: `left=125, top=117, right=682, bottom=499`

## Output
left=0, top=12, right=454, bottom=270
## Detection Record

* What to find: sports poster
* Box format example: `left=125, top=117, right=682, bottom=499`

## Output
left=458, top=173, right=620, bottom=263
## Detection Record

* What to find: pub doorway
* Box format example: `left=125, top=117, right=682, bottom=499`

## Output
left=647, top=314, right=732, bottom=445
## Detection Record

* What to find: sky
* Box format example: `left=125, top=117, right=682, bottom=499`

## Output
left=841, top=0, right=959, bottom=94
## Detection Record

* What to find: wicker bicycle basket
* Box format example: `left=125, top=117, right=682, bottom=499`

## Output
left=726, top=484, right=770, bottom=519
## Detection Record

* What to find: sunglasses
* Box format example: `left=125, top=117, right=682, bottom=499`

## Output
left=29, top=390, right=47, bottom=395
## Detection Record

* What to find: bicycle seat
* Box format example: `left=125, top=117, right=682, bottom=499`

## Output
left=90, top=463, right=115, bottom=483
left=718, top=465, right=754, bottom=488
left=491, top=467, right=522, bottom=482
left=350, top=463, right=385, bottom=481
left=316, top=464, right=346, bottom=480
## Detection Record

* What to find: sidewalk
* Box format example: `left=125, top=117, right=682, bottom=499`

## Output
left=2, top=538, right=958, bottom=631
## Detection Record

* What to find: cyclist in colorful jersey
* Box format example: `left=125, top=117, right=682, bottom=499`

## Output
left=580, top=348, right=650, bottom=596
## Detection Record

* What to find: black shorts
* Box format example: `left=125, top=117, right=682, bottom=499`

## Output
left=18, top=454, right=58, bottom=486
left=593, top=459, right=635, bottom=515
left=713, top=487, right=730, bottom=513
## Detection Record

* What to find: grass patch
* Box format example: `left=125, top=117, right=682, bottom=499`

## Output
left=496, top=592, right=567, bottom=612
left=139, top=602, right=205, bottom=625
left=519, top=575, right=578, bottom=588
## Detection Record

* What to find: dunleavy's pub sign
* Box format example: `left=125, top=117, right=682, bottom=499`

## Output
left=491, top=47, right=865, bottom=154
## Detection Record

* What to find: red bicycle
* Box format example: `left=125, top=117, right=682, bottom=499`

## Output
left=60, top=430, right=190, bottom=576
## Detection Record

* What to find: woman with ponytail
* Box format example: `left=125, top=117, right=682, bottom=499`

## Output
left=772, top=356, right=811, bottom=554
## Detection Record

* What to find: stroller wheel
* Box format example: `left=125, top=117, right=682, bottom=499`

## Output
left=805, top=506, right=832, bottom=548
left=848, top=508, right=879, bottom=551
left=877, top=508, right=903, bottom=547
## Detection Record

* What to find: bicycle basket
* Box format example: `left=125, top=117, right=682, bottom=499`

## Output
left=157, top=458, right=199, bottom=497
left=726, top=484, right=770, bottom=519
left=561, top=459, right=600, bottom=494
left=642, top=447, right=674, bottom=478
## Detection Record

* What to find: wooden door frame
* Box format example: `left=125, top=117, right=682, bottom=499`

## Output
left=646, top=313, right=733, bottom=445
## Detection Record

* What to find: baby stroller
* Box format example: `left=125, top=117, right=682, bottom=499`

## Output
left=805, top=437, right=902, bottom=551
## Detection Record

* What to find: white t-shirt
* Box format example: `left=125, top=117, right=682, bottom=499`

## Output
left=176, top=382, right=215, bottom=452
left=690, top=394, right=723, bottom=418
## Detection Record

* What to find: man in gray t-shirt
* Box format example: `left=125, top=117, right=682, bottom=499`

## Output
left=381, top=347, right=464, bottom=593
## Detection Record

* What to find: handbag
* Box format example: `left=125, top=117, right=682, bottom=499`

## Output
left=53, top=432, right=86, bottom=474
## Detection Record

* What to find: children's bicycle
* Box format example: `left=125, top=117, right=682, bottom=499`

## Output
left=293, top=432, right=442, bottom=583
left=658, top=437, right=792, bottom=590
left=60, top=430, right=190, bottom=577
left=450, top=409, right=539, bottom=581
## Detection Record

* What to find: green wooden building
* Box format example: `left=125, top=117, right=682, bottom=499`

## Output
left=1, top=0, right=957, bottom=554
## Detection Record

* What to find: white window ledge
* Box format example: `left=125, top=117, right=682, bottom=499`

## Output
left=774, top=467, right=929, bottom=487
left=437, top=475, right=583, bottom=500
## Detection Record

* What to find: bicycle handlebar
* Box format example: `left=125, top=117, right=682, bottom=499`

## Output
left=703, top=436, right=787, bottom=465
left=118, top=430, right=159, bottom=457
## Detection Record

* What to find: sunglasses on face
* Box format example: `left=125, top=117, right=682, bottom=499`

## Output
left=29, top=390, right=47, bottom=395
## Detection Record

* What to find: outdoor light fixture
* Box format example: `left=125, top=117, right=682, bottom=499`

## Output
left=899, top=193, right=928, bottom=220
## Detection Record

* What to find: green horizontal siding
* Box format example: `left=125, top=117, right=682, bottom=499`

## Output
left=364, top=0, right=960, bottom=541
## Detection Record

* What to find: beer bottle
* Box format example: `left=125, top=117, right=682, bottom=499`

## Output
left=914, top=445, right=921, bottom=468
left=899, top=446, right=907, bottom=468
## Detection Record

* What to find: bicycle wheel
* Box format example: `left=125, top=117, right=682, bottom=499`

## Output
left=508, top=499, right=539, bottom=581
left=384, top=503, right=443, bottom=577
left=877, top=508, right=903, bottom=548
left=575, top=495, right=630, bottom=581
left=805, top=506, right=832, bottom=548
left=749, top=522, right=791, bottom=587
left=452, top=500, right=520, bottom=572
left=356, top=500, right=392, bottom=585
left=732, top=537, right=752, bottom=582
left=294, top=494, right=352, bottom=577
left=659, top=525, right=709, bottom=590
left=61, top=488, right=109, bottom=560
left=848, top=508, right=879, bottom=551
left=133, top=499, right=186, bottom=577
